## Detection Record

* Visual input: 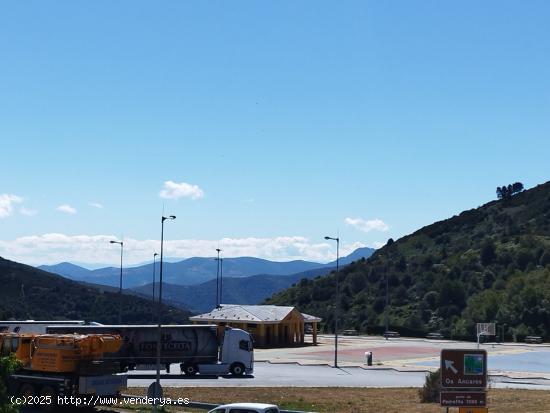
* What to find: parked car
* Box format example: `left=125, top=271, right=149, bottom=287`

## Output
left=208, top=403, right=280, bottom=413
left=342, top=329, right=358, bottom=336
left=426, top=332, right=444, bottom=340
left=384, top=330, right=400, bottom=338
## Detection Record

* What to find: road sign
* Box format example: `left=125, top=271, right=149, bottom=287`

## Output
left=476, top=323, right=496, bottom=336
left=441, top=349, right=487, bottom=388
left=441, top=391, right=486, bottom=407
left=458, top=408, right=488, bottom=413
left=476, top=323, right=496, bottom=348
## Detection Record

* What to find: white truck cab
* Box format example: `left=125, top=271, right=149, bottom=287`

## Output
left=182, top=327, right=254, bottom=376
left=219, top=327, right=254, bottom=375
left=208, top=403, right=279, bottom=413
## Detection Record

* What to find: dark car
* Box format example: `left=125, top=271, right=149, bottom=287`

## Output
left=525, top=336, right=543, bottom=344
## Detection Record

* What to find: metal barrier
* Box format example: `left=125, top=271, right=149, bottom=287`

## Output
left=122, top=394, right=317, bottom=413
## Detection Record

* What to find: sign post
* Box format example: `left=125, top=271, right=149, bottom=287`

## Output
left=440, top=349, right=488, bottom=409
left=476, top=323, right=495, bottom=349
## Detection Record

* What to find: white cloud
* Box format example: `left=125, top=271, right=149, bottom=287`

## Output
left=371, top=241, right=386, bottom=249
left=57, top=204, right=77, bottom=214
left=345, top=217, right=389, bottom=233
left=159, top=180, right=204, bottom=200
left=20, top=207, right=37, bottom=216
left=0, top=194, right=23, bottom=218
left=0, top=233, right=366, bottom=266
left=89, top=202, right=104, bottom=209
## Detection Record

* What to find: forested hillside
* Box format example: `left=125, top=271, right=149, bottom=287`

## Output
left=0, top=257, right=191, bottom=324
left=267, top=182, right=550, bottom=340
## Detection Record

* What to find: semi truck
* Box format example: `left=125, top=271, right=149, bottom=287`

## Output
left=47, top=324, right=254, bottom=376
left=1, top=332, right=128, bottom=410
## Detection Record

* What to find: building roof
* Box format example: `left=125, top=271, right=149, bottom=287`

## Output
left=302, top=312, right=322, bottom=323
left=189, top=304, right=321, bottom=324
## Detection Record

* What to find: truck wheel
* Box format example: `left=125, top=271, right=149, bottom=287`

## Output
left=19, top=383, right=35, bottom=398
left=183, top=363, right=198, bottom=376
left=39, top=386, right=57, bottom=412
left=230, top=362, right=245, bottom=376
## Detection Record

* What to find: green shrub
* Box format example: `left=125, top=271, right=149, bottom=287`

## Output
left=0, top=355, right=20, bottom=412
left=418, top=369, right=441, bottom=403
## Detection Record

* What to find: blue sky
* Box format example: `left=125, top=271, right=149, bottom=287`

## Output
left=1, top=1, right=549, bottom=266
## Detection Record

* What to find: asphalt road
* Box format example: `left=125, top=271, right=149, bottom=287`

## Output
left=126, top=360, right=550, bottom=390
left=127, top=362, right=429, bottom=387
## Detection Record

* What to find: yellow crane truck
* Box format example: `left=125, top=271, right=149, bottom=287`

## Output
left=1, top=332, right=127, bottom=409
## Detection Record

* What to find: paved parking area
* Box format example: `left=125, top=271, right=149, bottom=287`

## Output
left=256, top=335, right=550, bottom=370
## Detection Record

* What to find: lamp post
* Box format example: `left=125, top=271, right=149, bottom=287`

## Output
left=385, top=269, right=389, bottom=340
left=109, top=240, right=124, bottom=324
left=220, top=257, right=224, bottom=306
left=154, top=215, right=175, bottom=411
left=215, top=248, right=222, bottom=308
left=152, top=252, right=158, bottom=322
left=324, top=235, right=339, bottom=368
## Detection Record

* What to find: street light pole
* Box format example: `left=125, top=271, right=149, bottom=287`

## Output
left=324, top=236, right=339, bottom=368
left=152, top=252, right=158, bottom=322
left=215, top=248, right=221, bottom=307
left=154, top=215, right=175, bottom=411
left=109, top=240, right=124, bottom=324
left=385, top=267, right=389, bottom=340
left=220, top=257, right=223, bottom=306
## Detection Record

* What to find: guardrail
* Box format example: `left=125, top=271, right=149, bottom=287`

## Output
left=122, top=394, right=317, bottom=413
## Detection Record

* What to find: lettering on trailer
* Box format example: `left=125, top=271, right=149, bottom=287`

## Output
left=440, top=391, right=486, bottom=407
left=138, top=341, right=192, bottom=352
left=440, top=349, right=487, bottom=389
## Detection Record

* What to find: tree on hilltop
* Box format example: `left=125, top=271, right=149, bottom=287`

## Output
left=496, top=182, right=524, bottom=200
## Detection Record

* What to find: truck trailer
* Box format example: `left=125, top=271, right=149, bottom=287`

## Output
left=0, top=320, right=85, bottom=334
left=46, top=324, right=254, bottom=376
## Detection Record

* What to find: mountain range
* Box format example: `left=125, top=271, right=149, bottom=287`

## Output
left=131, top=265, right=336, bottom=313
left=39, top=247, right=375, bottom=289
